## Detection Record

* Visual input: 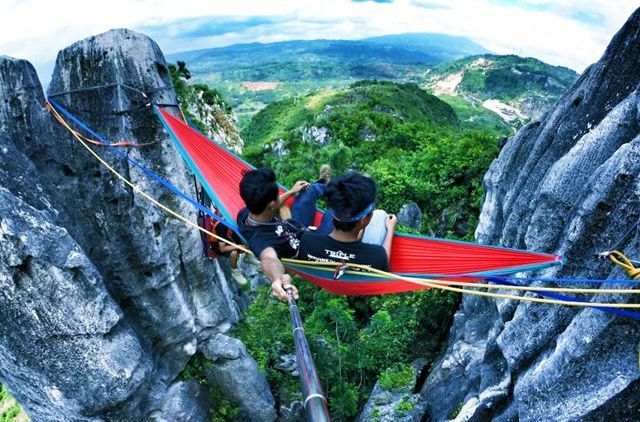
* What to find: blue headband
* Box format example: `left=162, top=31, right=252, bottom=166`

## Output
left=332, top=202, right=375, bottom=223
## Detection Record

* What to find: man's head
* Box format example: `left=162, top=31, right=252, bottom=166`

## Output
left=325, top=172, right=376, bottom=232
left=239, top=168, right=279, bottom=214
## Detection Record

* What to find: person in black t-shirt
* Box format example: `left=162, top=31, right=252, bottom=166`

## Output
left=299, top=173, right=398, bottom=271
left=237, top=168, right=335, bottom=301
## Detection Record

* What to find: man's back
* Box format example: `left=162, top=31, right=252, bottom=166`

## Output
left=299, top=231, right=390, bottom=271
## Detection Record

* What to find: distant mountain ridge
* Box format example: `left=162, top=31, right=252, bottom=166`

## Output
left=167, top=34, right=576, bottom=129
left=364, top=33, right=491, bottom=60
left=167, top=33, right=490, bottom=71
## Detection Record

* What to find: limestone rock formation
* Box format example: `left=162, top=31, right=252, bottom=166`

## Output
left=397, top=202, right=422, bottom=230
left=421, top=8, right=640, bottom=422
left=0, top=29, right=271, bottom=421
left=203, top=334, right=277, bottom=421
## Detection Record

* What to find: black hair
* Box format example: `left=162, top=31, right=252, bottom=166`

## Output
left=325, top=172, right=376, bottom=231
left=239, top=168, right=279, bottom=214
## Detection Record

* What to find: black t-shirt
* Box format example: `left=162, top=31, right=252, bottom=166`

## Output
left=237, top=208, right=301, bottom=259
left=299, top=231, right=390, bottom=271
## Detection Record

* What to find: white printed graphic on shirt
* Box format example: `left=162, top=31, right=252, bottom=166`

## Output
left=274, top=224, right=300, bottom=251
left=324, top=249, right=356, bottom=261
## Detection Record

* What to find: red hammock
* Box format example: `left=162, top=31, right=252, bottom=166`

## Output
left=155, top=108, right=564, bottom=295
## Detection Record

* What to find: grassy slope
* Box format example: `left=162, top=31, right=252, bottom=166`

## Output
left=243, top=81, right=458, bottom=149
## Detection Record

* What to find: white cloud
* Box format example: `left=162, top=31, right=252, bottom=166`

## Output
left=0, top=0, right=637, bottom=84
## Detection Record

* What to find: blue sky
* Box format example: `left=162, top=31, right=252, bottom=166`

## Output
left=0, top=0, right=636, bottom=83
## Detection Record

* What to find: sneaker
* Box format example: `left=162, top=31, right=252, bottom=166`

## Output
left=231, top=268, right=248, bottom=285
left=316, top=164, right=332, bottom=184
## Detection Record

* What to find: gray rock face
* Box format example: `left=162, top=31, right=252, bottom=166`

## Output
left=421, top=8, right=640, bottom=422
left=0, top=29, right=267, bottom=421
left=0, top=132, right=151, bottom=420
left=397, top=202, right=422, bottom=230
left=147, top=380, right=212, bottom=422
left=203, top=334, right=277, bottom=421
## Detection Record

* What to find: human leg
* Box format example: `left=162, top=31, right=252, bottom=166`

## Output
left=291, top=182, right=326, bottom=227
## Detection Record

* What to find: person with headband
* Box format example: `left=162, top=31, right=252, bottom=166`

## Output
left=298, top=172, right=398, bottom=271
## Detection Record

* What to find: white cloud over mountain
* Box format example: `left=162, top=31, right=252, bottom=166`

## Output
left=0, top=0, right=635, bottom=83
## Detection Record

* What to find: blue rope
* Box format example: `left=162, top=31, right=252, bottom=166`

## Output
left=47, top=99, right=240, bottom=234
left=491, top=278, right=640, bottom=319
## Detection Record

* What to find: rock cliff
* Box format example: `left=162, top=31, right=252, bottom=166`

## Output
left=421, top=8, right=640, bottom=422
left=0, top=29, right=273, bottom=421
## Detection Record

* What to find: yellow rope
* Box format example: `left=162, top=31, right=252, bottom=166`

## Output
left=47, top=101, right=249, bottom=254
left=47, top=100, right=640, bottom=309
left=284, top=261, right=640, bottom=294
left=609, top=251, right=640, bottom=280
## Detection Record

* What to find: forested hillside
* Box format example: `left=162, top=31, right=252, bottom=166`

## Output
left=242, top=80, right=502, bottom=238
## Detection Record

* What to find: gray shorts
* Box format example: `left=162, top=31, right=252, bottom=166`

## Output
left=362, top=209, right=388, bottom=246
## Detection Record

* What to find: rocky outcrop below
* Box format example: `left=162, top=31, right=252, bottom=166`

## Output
left=359, top=360, right=428, bottom=422
left=397, top=202, right=422, bottom=230
left=0, top=29, right=272, bottom=420
left=421, top=8, right=640, bottom=422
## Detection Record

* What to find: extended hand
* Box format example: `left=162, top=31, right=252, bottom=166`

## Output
left=271, top=274, right=299, bottom=301
left=290, top=181, right=310, bottom=194
left=386, top=214, right=398, bottom=231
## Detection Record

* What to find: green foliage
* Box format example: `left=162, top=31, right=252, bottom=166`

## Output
left=235, top=281, right=458, bottom=420
left=169, top=62, right=232, bottom=131
left=180, top=353, right=213, bottom=384
left=449, top=401, right=465, bottom=419
left=208, top=384, right=241, bottom=422
left=0, top=385, right=23, bottom=422
left=394, top=396, right=417, bottom=417
left=379, top=364, right=415, bottom=392
left=459, top=70, right=485, bottom=93
left=234, top=287, right=292, bottom=372
left=0, top=407, right=20, bottom=422
left=437, top=94, right=510, bottom=132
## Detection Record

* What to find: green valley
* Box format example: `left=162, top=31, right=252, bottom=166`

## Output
left=168, top=36, right=578, bottom=130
